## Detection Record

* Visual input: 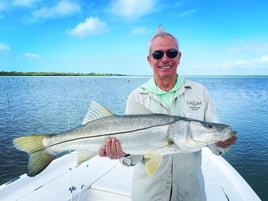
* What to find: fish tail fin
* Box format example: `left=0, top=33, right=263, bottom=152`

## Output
left=13, top=135, right=55, bottom=177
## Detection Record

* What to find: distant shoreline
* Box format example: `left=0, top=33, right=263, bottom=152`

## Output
left=0, top=71, right=267, bottom=78
left=0, top=71, right=126, bottom=76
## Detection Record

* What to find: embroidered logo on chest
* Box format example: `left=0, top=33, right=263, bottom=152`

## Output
left=187, top=100, right=202, bottom=111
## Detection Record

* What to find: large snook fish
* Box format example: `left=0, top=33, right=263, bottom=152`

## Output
left=13, top=101, right=237, bottom=177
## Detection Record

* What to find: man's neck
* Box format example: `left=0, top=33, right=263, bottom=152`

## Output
left=154, top=75, right=177, bottom=92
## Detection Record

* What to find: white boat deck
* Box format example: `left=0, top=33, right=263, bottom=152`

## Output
left=0, top=148, right=261, bottom=201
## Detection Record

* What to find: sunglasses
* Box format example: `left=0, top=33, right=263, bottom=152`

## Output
left=151, top=49, right=179, bottom=60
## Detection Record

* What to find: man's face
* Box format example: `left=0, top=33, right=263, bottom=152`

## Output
left=147, top=36, right=181, bottom=79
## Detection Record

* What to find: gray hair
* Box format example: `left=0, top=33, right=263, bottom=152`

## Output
left=148, top=26, right=179, bottom=53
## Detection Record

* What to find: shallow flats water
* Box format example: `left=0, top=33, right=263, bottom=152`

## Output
left=0, top=76, right=267, bottom=200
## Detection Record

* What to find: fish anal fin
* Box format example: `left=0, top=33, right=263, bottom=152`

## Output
left=82, top=101, right=114, bottom=125
left=144, top=153, right=163, bottom=176
left=77, top=151, right=97, bottom=165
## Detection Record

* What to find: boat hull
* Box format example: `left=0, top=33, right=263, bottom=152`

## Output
left=0, top=148, right=261, bottom=201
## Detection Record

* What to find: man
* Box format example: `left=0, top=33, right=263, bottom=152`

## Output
left=99, top=28, right=237, bottom=201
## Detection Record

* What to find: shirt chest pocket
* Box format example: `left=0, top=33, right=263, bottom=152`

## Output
left=181, top=98, right=205, bottom=121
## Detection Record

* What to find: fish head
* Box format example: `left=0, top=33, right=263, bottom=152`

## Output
left=189, top=120, right=236, bottom=144
left=169, top=119, right=237, bottom=152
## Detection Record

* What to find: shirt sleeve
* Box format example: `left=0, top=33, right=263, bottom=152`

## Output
left=119, top=91, right=144, bottom=166
left=204, top=90, right=231, bottom=155
left=120, top=155, right=144, bottom=166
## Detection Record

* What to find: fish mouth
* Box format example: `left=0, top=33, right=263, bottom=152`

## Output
left=231, top=130, right=237, bottom=136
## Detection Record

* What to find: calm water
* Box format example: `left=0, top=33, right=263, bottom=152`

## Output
left=0, top=76, right=267, bottom=200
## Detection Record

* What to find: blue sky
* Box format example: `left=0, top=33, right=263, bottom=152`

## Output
left=0, top=0, right=268, bottom=75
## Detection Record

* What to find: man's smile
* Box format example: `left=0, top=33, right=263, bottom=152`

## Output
left=158, top=65, right=172, bottom=69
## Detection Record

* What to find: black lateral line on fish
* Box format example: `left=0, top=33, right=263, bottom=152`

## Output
left=30, top=122, right=175, bottom=154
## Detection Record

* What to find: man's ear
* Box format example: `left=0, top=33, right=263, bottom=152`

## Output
left=147, top=55, right=153, bottom=68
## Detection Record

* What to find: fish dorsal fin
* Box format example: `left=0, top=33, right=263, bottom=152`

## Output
left=127, top=101, right=153, bottom=115
left=144, top=153, right=163, bottom=176
left=82, top=101, right=114, bottom=125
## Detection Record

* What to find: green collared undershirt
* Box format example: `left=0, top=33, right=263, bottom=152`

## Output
left=142, top=75, right=184, bottom=109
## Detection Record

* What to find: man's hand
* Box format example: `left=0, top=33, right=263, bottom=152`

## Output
left=99, top=138, right=125, bottom=159
left=216, top=135, right=238, bottom=149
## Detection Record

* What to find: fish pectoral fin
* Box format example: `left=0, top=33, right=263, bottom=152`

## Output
left=77, top=151, right=97, bottom=165
left=13, top=134, right=55, bottom=177
left=144, top=153, right=163, bottom=176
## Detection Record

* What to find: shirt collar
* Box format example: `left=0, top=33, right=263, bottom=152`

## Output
left=142, top=75, right=184, bottom=95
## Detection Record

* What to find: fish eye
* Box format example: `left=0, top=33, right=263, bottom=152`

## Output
left=206, top=123, right=213, bottom=128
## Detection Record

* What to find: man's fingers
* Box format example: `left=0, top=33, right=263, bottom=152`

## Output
left=216, top=135, right=238, bottom=148
left=99, top=145, right=107, bottom=157
left=111, top=138, right=117, bottom=158
left=105, top=138, right=112, bottom=158
left=101, top=138, right=124, bottom=159
left=115, top=140, right=124, bottom=158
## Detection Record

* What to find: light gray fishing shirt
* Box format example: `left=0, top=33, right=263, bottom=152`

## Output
left=121, top=77, right=228, bottom=201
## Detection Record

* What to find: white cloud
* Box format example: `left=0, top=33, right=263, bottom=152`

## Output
left=226, top=42, right=268, bottom=56
left=12, top=0, right=38, bottom=7
left=221, top=59, right=249, bottom=67
left=109, top=0, right=155, bottom=20
left=0, top=43, right=10, bottom=52
left=131, top=26, right=151, bottom=35
left=68, top=17, right=107, bottom=38
left=257, top=55, right=268, bottom=63
left=0, top=1, right=8, bottom=11
left=219, top=55, right=268, bottom=68
left=24, top=52, right=42, bottom=59
left=179, top=9, right=198, bottom=17
left=32, top=0, right=80, bottom=20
